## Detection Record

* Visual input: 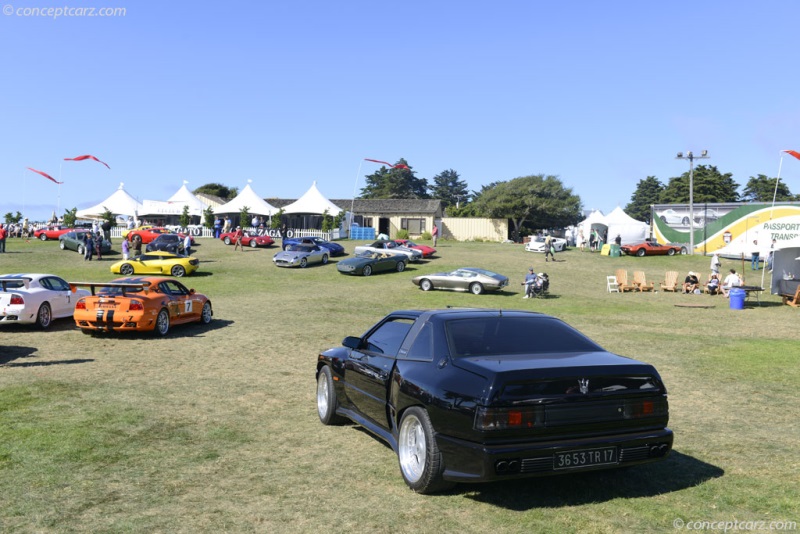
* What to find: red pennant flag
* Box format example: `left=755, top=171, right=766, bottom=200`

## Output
left=64, top=154, right=110, bottom=169
left=782, top=150, right=800, bottom=161
left=27, top=167, right=63, bottom=184
left=365, top=158, right=409, bottom=169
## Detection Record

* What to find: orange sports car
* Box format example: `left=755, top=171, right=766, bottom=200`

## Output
left=71, top=276, right=213, bottom=336
left=127, top=227, right=194, bottom=245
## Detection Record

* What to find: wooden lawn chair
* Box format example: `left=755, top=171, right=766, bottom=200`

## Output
left=633, top=271, right=654, bottom=292
left=660, top=271, right=679, bottom=292
left=781, top=285, right=800, bottom=307
left=615, top=269, right=636, bottom=292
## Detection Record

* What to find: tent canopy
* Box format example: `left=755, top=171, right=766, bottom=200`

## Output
left=283, top=182, right=341, bottom=215
left=603, top=207, right=648, bottom=245
left=76, top=182, right=143, bottom=219
left=139, top=183, right=209, bottom=216
left=577, top=210, right=606, bottom=241
left=213, top=183, right=277, bottom=216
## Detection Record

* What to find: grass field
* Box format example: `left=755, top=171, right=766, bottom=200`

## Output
left=1, top=237, right=798, bottom=533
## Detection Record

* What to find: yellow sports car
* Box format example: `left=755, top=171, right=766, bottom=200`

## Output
left=110, top=252, right=199, bottom=277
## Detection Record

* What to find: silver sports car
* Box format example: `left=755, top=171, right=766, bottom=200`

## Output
left=411, top=267, right=509, bottom=295
left=272, top=244, right=330, bottom=268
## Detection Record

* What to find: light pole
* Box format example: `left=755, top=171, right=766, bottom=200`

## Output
left=675, top=150, right=709, bottom=255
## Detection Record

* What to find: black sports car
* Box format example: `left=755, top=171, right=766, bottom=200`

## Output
left=145, top=233, right=185, bottom=254
left=316, top=309, right=673, bottom=493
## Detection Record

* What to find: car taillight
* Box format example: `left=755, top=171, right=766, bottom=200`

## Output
left=10, top=294, right=23, bottom=305
left=75, top=299, right=86, bottom=310
left=624, top=399, right=665, bottom=419
left=129, top=300, right=144, bottom=311
left=475, top=406, right=543, bottom=430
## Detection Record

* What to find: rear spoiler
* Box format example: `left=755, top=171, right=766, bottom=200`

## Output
left=69, top=282, right=150, bottom=296
left=0, top=277, right=31, bottom=291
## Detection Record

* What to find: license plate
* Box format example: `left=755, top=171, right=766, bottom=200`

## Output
left=98, top=303, right=115, bottom=309
left=554, top=447, right=618, bottom=470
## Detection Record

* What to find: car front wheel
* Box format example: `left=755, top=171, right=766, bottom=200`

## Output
left=77, top=244, right=85, bottom=255
left=362, top=265, right=372, bottom=276
left=120, top=264, right=134, bottom=275
left=300, top=257, right=308, bottom=268
left=223, top=237, right=231, bottom=245
left=250, top=240, right=258, bottom=248
left=35, top=303, right=52, bottom=329
left=321, top=254, right=329, bottom=265
left=469, top=282, right=484, bottom=295
left=680, top=247, right=688, bottom=255
left=59, top=241, right=66, bottom=250
left=667, top=248, right=676, bottom=256
left=317, top=366, right=345, bottom=425
left=397, top=407, right=452, bottom=494
left=637, top=248, right=646, bottom=257
left=419, top=279, right=433, bottom=291
left=396, top=261, right=405, bottom=272
left=155, top=309, right=170, bottom=336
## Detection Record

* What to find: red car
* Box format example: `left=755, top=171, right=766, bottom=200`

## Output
left=220, top=231, right=274, bottom=248
left=394, top=239, right=436, bottom=258
left=621, top=240, right=687, bottom=257
left=34, top=226, right=73, bottom=241
left=127, top=227, right=194, bottom=245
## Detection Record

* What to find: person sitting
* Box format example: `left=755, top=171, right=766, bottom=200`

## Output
left=722, top=268, right=742, bottom=297
left=706, top=273, right=720, bottom=295
left=682, top=271, right=699, bottom=294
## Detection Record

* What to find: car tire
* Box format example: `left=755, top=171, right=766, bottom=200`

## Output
left=223, top=237, right=231, bottom=245
left=681, top=217, right=690, bottom=225
left=637, top=248, right=646, bottom=257
left=59, top=241, right=66, bottom=250
left=397, top=407, right=452, bottom=494
left=300, top=257, right=308, bottom=268
left=469, top=282, right=484, bottom=295
left=396, top=261, right=405, bottom=272
left=39, top=234, right=48, bottom=241
left=362, top=265, right=372, bottom=277
left=120, top=264, right=134, bottom=276
left=250, top=239, right=258, bottom=248
left=200, top=301, right=213, bottom=324
left=321, top=254, right=329, bottom=265
left=660, top=216, right=667, bottom=223
left=171, top=265, right=186, bottom=277
left=680, top=247, right=688, bottom=255
left=420, top=279, right=433, bottom=291
left=35, top=302, right=52, bottom=329
left=77, top=244, right=85, bottom=255
left=155, top=308, right=170, bottom=336
left=316, top=366, right=346, bottom=425
left=667, top=248, right=676, bottom=256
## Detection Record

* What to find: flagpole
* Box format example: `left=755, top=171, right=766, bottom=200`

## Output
left=58, top=160, right=63, bottom=217
left=350, top=159, right=364, bottom=235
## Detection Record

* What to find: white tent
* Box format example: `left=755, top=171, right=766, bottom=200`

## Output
left=213, top=183, right=277, bottom=216
left=770, top=237, right=800, bottom=294
left=576, top=210, right=606, bottom=243
left=76, top=182, right=143, bottom=219
left=282, top=181, right=341, bottom=215
left=139, top=182, right=209, bottom=217
left=603, top=207, right=648, bottom=245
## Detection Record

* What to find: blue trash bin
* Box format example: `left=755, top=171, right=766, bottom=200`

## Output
left=729, top=287, right=745, bottom=310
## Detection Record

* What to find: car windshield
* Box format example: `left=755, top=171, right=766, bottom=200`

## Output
left=288, top=245, right=313, bottom=252
left=446, top=316, right=602, bottom=357
left=97, top=284, right=148, bottom=296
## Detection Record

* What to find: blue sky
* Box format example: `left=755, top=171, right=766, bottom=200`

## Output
left=2, top=1, right=800, bottom=222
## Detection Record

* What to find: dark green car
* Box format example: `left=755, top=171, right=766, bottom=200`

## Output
left=59, top=231, right=112, bottom=254
left=336, top=251, right=407, bottom=276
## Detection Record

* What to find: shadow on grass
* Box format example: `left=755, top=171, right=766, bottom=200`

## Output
left=458, top=451, right=723, bottom=507
left=79, top=318, right=234, bottom=340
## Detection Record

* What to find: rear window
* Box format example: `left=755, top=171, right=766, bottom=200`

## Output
left=98, top=285, right=147, bottom=296
left=446, top=316, right=602, bottom=357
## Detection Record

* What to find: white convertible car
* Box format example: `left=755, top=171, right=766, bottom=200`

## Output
left=525, top=236, right=567, bottom=253
left=0, top=273, right=89, bottom=329
left=353, top=240, right=423, bottom=262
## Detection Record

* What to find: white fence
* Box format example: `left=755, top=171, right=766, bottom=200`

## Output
left=110, top=226, right=339, bottom=240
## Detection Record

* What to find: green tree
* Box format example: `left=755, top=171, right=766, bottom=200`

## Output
left=625, top=176, right=664, bottom=223
left=741, top=174, right=796, bottom=202
left=100, top=207, right=116, bottom=227
left=239, top=206, right=250, bottom=228
left=471, top=174, right=582, bottom=240
left=271, top=208, right=284, bottom=230
left=179, top=205, right=191, bottom=228
left=63, top=208, right=77, bottom=227
left=360, top=159, right=429, bottom=199
left=430, top=169, right=469, bottom=211
left=202, top=207, right=215, bottom=228
left=659, top=165, right=739, bottom=204
left=194, top=183, right=238, bottom=200
left=321, top=209, right=333, bottom=232
left=4, top=211, right=22, bottom=224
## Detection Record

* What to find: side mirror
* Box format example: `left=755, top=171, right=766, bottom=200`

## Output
left=342, top=336, right=361, bottom=350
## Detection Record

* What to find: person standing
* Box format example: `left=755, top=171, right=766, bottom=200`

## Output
left=213, top=216, right=222, bottom=239
left=0, top=223, right=7, bottom=253
left=183, top=234, right=192, bottom=256
left=544, top=234, right=554, bottom=262
left=122, top=238, right=130, bottom=260
left=132, top=236, right=142, bottom=257
left=431, top=224, right=439, bottom=247
left=614, top=234, right=622, bottom=246
left=751, top=240, right=760, bottom=270
left=83, top=232, right=93, bottom=261
left=101, top=220, right=112, bottom=243
left=94, top=232, right=104, bottom=260
left=710, top=253, right=721, bottom=276
left=233, top=226, right=244, bottom=252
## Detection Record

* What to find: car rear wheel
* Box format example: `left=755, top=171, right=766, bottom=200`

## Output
left=396, top=261, right=405, bottom=272
left=419, top=279, right=433, bottom=291
left=39, top=234, right=48, bottom=241
left=469, top=282, right=484, bottom=295
left=362, top=265, right=372, bottom=277
left=250, top=239, right=258, bottom=248
left=316, top=366, right=345, bottom=425
left=321, top=254, right=329, bottom=265
left=120, top=264, right=134, bottom=275
left=77, top=244, right=85, bottom=255
left=155, top=309, right=170, bottom=336
left=300, top=257, right=308, bottom=268
left=223, top=236, right=232, bottom=245
left=35, top=303, right=52, bottom=329
left=637, top=248, right=646, bottom=257
left=680, top=247, right=688, bottom=255
left=59, top=241, right=66, bottom=250
left=171, top=265, right=186, bottom=277
left=200, top=301, right=213, bottom=324
left=398, top=407, right=452, bottom=494
left=681, top=217, right=690, bottom=225
left=667, top=248, right=676, bottom=256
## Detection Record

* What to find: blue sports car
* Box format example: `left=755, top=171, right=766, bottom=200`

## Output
left=282, top=236, right=345, bottom=256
